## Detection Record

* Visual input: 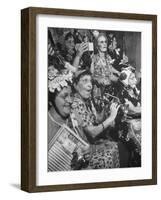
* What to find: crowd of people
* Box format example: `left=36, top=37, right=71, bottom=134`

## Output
left=48, top=28, right=141, bottom=171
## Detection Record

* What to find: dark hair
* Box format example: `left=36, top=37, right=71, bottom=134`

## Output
left=73, top=70, right=92, bottom=85
left=119, top=67, right=136, bottom=82
left=119, top=72, right=127, bottom=81
left=107, top=33, right=117, bottom=46
left=48, top=90, right=58, bottom=110
left=64, top=32, right=74, bottom=41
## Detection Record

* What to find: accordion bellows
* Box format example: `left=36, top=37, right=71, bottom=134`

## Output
left=48, top=124, right=89, bottom=171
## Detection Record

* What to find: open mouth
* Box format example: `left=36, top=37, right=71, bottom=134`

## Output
left=86, top=89, right=92, bottom=93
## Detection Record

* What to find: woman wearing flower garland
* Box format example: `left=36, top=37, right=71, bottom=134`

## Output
left=48, top=66, right=91, bottom=171
left=48, top=66, right=73, bottom=143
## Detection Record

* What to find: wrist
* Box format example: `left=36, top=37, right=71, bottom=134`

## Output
left=101, top=122, right=105, bottom=131
left=107, top=115, right=114, bottom=124
left=76, top=52, right=82, bottom=58
left=103, top=116, right=114, bottom=128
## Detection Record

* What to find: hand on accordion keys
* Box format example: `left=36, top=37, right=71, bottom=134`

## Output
left=71, top=151, right=90, bottom=170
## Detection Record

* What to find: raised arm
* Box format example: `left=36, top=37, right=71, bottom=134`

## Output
left=73, top=43, right=88, bottom=69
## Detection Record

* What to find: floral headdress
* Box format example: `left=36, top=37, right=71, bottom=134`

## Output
left=48, top=63, right=74, bottom=93
left=119, top=66, right=135, bottom=86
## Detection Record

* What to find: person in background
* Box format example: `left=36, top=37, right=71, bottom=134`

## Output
left=90, top=33, right=120, bottom=114
left=115, top=67, right=141, bottom=112
left=60, top=31, right=90, bottom=71
left=60, top=32, right=76, bottom=64
left=107, top=33, right=129, bottom=72
left=110, top=66, right=141, bottom=167
left=72, top=30, right=91, bottom=70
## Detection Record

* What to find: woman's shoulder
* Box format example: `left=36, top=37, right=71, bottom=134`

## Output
left=48, top=113, right=62, bottom=144
left=72, top=94, right=85, bottom=109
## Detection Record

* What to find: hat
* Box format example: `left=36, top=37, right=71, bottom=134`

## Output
left=119, top=66, right=135, bottom=86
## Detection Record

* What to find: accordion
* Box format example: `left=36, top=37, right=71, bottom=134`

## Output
left=48, top=124, right=89, bottom=172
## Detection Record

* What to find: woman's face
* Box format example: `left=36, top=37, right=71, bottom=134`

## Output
left=108, top=37, right=117, bottom=51
left=65, top=36, right=75, bottom=51
left=97, top=35, right=107, bottom=52
left=128, top=73, right=137, bottom=88
left=75, top=75, right=92, bottom=99
left=54, top=86, right=73, bottom=118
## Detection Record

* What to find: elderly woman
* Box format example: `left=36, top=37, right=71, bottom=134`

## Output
left=111, top=67, right=141, bottom=167
left=48, top=66, right=90, bottom=171
left=89, top=33, right=121, bottom=113
left=91, top=33, right=120, bottom=86
left=71, top=70, right=120, bottom=169
left=114, top=67, right=141, bottom=113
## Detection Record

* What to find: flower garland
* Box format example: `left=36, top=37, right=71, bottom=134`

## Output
left=48, top=65, right=73, bottom=93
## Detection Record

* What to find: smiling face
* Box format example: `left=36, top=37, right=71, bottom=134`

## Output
left=128, top=73, right=137, bottom=88
left=75, top=75, right=92, bottom=99
left=97, top=35, right=107, bottom=53
left=54, top=86, right=73, bottom=118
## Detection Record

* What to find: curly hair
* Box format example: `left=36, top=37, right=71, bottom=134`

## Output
left=73, top=70, right=92, bottom=85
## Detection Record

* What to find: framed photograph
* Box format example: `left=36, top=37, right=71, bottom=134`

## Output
left=21, top=7, right=157, bottom=192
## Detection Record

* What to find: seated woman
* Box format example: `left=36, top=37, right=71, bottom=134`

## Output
left=60, top=32, right=76, bottom=64
left=114, top=66, right=141, bottom=113
left=107, top=33, right=129, bottom=73
left=110, top=66, right=141, bottom=167
left=48, top=66, right=89, bottom=171
left=60, top=31, right=90, bottom=71
left=91, top=33, right=120, bottom=85
left=71, top=70, right=120, bottom=169
left=89, top=33, right=121, bottom=113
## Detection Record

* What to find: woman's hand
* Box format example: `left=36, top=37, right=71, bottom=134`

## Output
left=119, top=53, right=128, bottom=65
left=76, top=42, right=88, bottom=57
left=71, top=147, right=90, bottom=170
left=125, top=99, right=141, bottom=113
left=109, top=102, right=120, bottom=122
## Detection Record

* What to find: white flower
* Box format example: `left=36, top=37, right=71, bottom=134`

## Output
left=48, top=69, right=73, bottom=93
left=48, top=66, right=58, bottom=80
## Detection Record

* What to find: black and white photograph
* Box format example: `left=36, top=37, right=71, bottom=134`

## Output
left=48, top=27, right=141, bottom=172
left=21, top=7, right=157, bottom=192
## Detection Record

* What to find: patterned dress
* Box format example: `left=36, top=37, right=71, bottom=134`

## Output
left=110, top=81, right=141, bottom=167
left=91, top=54, right=117, bottom=114
left=91, top=54, right=113, bottom=86
left=71, top=93, right=120, bottom=169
